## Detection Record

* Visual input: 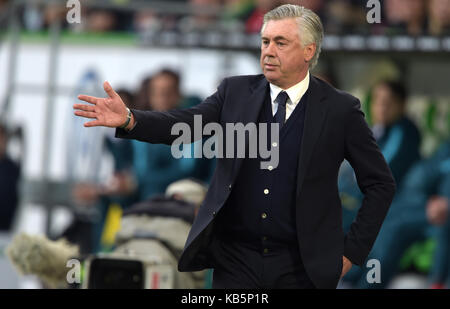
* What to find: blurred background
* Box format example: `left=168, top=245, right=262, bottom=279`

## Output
left=0, top=0, right=449, bottom=289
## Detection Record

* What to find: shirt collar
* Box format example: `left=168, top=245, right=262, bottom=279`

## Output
left=269, top=71, right=310, bottom=105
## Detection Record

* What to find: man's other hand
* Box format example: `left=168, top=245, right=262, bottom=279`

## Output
left=74, top=81, right=133, bottom=128
left=340, top=256, right=353, bottom=278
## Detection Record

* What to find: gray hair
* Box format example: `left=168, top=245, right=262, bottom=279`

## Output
left=261, top=4, right=324, bottom=70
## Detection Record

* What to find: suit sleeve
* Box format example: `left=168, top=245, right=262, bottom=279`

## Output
left=343, top=98, right=397, bottom=266
left=115, top=78, right=227, bottom=145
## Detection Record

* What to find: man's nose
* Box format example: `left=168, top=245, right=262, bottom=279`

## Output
left=263, top=41, right=276, bottom=57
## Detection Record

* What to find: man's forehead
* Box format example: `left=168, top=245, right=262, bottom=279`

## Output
left=262, top=18, right=299, bottom=39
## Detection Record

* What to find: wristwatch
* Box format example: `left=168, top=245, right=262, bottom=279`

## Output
left=119, top=107, right=132, bottom=129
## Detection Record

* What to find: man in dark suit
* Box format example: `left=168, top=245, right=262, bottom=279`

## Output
left=74, top=4, right=396, bottom=289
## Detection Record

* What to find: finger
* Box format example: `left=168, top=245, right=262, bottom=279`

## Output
left=73, top=104, right=95, bottom=112
left=103, top=81, right=118, bottom=99
left=74, top=110, right=97, bottom=119
left=84, top=120, right=103, bottom=127
left=78, top=95, right=100, bottom=105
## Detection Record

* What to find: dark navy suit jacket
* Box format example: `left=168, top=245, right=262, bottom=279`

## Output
left=116, top=74, right=396, bottom=289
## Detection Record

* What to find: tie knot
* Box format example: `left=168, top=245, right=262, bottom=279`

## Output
left=276, top=91, right=288, bottom=107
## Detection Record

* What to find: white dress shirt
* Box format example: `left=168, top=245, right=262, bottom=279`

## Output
left=269, top=71, right=310, bottom=120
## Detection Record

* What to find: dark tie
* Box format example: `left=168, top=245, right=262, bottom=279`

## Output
left=274, top=91, right=288, bottom=130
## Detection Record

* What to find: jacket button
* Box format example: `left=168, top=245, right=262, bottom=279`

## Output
left=212, top=211, right=216, bottom=216
left=228, top=184, right=232, bottom=190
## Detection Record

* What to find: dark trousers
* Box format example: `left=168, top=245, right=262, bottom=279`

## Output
left=210, top=235, right=315, bottom=289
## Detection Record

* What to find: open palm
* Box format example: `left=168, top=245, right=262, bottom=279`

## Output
left=73, top=81, right=128, bottom=128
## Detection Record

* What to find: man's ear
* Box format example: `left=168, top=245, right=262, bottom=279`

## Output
left=304, top=43, right=316, bottom=63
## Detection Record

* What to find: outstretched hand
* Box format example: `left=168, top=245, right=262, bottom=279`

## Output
left=74, top=81, right=131, bottom=128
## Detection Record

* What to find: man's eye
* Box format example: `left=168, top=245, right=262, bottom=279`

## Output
left=277, top=42, right=285, bottom=46
left=262, top=41, right=269, bottom=45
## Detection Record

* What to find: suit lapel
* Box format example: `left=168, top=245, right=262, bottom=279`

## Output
left=295, top=76, right=328, bottom=199
left=230, top=76, right=268, bottom=182
left=240, top=75, right=269, bottom=125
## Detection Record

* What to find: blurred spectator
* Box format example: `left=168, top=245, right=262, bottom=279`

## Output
left=339, top=79, right=421, bottom=234
left=370, top=80, right=421, bottom=187
left=221, top=0, right=254, bottom=31
left=428, top=0, right=450, bottom=36
left=384, top=0, right=426, bottom=36
left=133, top=9, right=161, bottom=33
left=22, top=2, right=43, bottom=31
left=128, top=69, right=214, bottom=200
left=0, top=0, right=8, bottom=12
left=0, top=123, right=21, bottom=232
left=86, top=9, right=117, bottom=33
left=135, top=69, right=206, bottom=111
left=245, top=0, right=280, bottom=33
left=85, top=8, right=134, bottom=33
left=134, top=71, right=179, bottom=112
left=42, top=3, right=69, bottom=29
left=345, top=140, right=450, bottom=288
left=178, top=0, right=221, bottom=31
left=148, top=69, right=182, bottom=111
left=324, top=0, right=367, bottom=34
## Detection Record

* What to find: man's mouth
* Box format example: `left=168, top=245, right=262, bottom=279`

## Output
left=264, top=63, right=278, bottom=68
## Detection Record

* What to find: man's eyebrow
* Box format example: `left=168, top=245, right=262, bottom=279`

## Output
left=261, top=35, right=290, bottom=41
